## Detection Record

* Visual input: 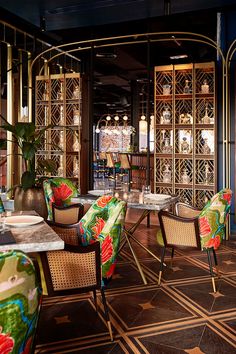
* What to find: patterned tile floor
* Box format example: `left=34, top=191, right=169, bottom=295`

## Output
left=35, top=210, right=236, bottom=353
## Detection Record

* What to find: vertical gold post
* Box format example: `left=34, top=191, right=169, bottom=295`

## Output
left=27, top=52, right=32, bottom=122
left=6, top=44, right=13, bottom=194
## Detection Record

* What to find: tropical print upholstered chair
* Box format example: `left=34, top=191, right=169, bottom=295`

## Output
left=0, top=196, right=5, bottom=214
left=43, top=177, right=78, bottom=220
left=157, top=188, right=232, bottom=292
left=78, top=195, right=127, bottom=283
left=0, top=250, right=42, bottom=353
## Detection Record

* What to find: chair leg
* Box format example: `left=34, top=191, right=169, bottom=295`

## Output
left=212, top=248, right=220, bottom=278
left=101, top=288, right=113, bottom=341
left=206, top=248, right=216, bottom=293
left=170, top=247, right=174, bottom=268
left=93, top=290, right=98, bottom=311
left=158, top=247, right=166, bottom=286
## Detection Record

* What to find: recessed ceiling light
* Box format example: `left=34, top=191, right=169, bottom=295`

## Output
left=170, top=54, right=188, bottom=60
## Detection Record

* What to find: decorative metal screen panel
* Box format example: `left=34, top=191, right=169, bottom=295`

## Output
left=175, top=99, right=193, bottom=124
left=175, top=159, right=193, bottom=184
left=175, top=188, right=193, bottom=205
left=195, top=159, right=214, bottom=185
left=175, top=69, right=193, bottom=95
left=195, top=189, right=214, bottom=209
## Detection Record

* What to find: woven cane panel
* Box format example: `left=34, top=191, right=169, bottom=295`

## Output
left=175, top=159, right=193, bottom=184
left=195, top=190, right=214, bottom=209
left=195, top=68, right=214, bottom=94
left=51, top=225, right=79, bottom=245
left=156, top=158, right=172, bottom=183
left=162, top=215, right=197, bottom=247
left=47, top=251, right=97, bottom=290
left=175, top=189, right=193, bottom=205
left=175, top=70, right=192, bottom=95
left=176, top=204, right=201, bottom=218
left=195, top=159, right=214, bottom=185
left=155, top=70, right=172, bottom=95
left=66, top=77, right=81, bottom=100
left=54, top=208, right=79, bottom=225
left=175, top=99, right=192, bottom=124
left=156, top=129, right=173, bottom=154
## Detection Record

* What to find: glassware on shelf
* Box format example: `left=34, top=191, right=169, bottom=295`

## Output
left=202, top=138, right=211, bottom=154
left=162, top=84, right=171, bottom=95
left=59, top=105, right=64, bottom=125
left=180, top=137, right=190, bottom=153
left=201, top=79, right=209, bottom=94
left=181, top=168, right=190, bottom=184
left=57, top=82, right=64, bottom=100
left=43, top=85, right=49, bottom=101
left=57, top=155, right=64, bottom=177
left=73, top=108, right=81, bottom=125
left=163, top=163, right=171, bottom=183
left=205, top=162, right=213, bottom=184
left=161, top=107, right=171, bottom=124
left=162, top=137, right=172, bottom=153
left=59, top=131, right=64, bottom=149
left=72, top=85, right=80, bottom=99
left=179, top=113, right=192, bottom=124
left=73, top=134, right=80, bottom=151
left=73, top=157, right=79, bottom=177
left=201, top=104, right=211, bottom=124
left=183, top=80, right=191, bottom=94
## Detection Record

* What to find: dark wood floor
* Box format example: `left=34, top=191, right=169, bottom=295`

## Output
left=35, top=210, right=236, bottom=353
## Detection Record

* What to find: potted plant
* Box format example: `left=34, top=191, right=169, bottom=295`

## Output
left=0, top=115, right=58, bottom=219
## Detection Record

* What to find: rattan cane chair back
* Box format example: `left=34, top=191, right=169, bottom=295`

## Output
left=40, top=241, right=114, bottom=341
left=52, top=203, right=84, bottom=224
left=175, top=202, right=201, bottom=218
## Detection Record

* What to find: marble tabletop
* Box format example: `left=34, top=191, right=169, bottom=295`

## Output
left=0, top=211, right=64, bottom=253
left=72, top=190, right=178, bottom=211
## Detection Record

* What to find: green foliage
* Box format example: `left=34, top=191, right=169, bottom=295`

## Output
left=0, top=114, right=58, bottom=190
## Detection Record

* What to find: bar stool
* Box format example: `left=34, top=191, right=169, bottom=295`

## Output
left=119, top=153, right=131, bottom=191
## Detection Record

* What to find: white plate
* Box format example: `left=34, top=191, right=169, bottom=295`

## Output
left=5, top=215, right=44, bottom=227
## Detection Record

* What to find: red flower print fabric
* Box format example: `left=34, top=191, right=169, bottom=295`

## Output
left=205, top=235, right=221, bottom=250
left=97, top=195, right=113, bottom=208
left=0, top=330, right=14, bottom=354
left=91, top=218, right=105, bottom=239
left=199, top=216, right=211, bottom=236
left=52, top=183, right=73, bottom=205
left=101, top=235, right=113, bottom=264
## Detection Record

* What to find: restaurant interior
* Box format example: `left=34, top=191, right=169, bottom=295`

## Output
left=0, top=1, right=236, bottom=353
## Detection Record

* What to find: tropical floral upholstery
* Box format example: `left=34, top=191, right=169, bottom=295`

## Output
left=0, top=197, right=5, bottom=214
left=78, top=195, right=127, bottom=283
left=43, top=177, right=78, bottom=220
left=0, top=250, right=42, bottom=354
left=198, top=188, right=232, bottom=250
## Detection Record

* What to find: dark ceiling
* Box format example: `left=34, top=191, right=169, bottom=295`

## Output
left=0, top=0, right=235, bottom=118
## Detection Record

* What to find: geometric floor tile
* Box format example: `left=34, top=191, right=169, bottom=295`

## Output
left=35, top=214, right=236, bottom=353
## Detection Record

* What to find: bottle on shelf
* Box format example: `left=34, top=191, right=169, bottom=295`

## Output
left=202, top=138, right=211, bottom=154
left=43, top=84, right=49, bottom=101
left=180, top=137, right=190, bottom=154
left=201, top=79, right=209, bottom=94
left=163, top=163, right=171, bottom=183
left=161, top=107, right=171, bottom=124
left=181, top=168, right=190, bottom=184
left=73, top=134, right=80, bottom=151
left=57, top=81, right=64, bottom=100
left=201, top=104, right=211, bottom=124
left=72, top=85, right=80, bottom=99
left=162, top=137, right=172, bottom=153
left=73, top=157, right=79, bottom=177
left=179, top=113, right=192, bottom=124
left=59, top=105, right=64, bottom=125
left=183, top=80, right=191, bottom=94
left=73, top=108, right=81, bottom=125
left=162, top=84, right=171, bottom=95
left=205, top=162, right=212, bottom=184
left=57, top=155, right=64, bottom=177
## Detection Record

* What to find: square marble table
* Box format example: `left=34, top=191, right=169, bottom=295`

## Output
left=0, top=211, right=64, bottom=253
